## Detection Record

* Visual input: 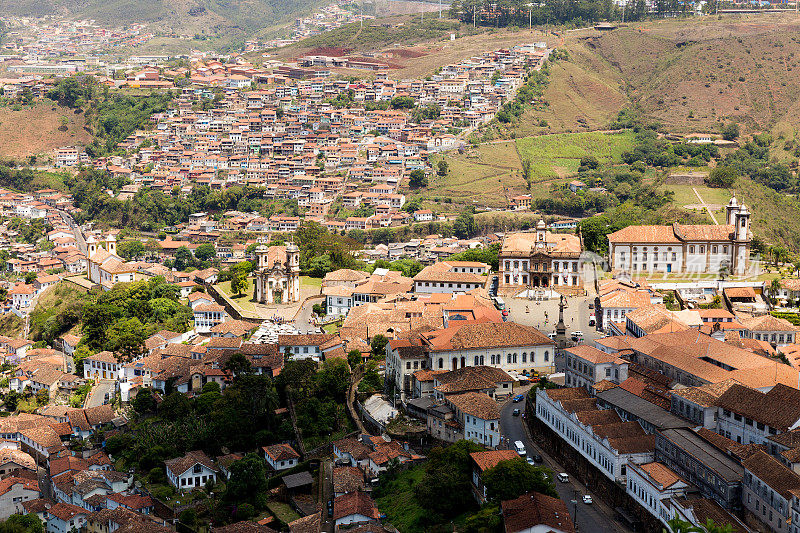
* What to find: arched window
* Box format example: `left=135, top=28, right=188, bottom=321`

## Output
left=522, top=352, right=527, bottom=363
left=544, top=350, right=550, bottom=362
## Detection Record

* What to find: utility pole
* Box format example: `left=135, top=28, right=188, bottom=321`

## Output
left=439, top=0, right=443, bottom=18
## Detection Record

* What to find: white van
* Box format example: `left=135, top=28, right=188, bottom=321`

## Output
left=557, top=473, right=569, bottom=483
left=514, top=440, right=526, bottom=456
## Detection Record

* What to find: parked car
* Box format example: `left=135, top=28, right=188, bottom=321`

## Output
left=512, top=408, right=521, bottom=416
left=530, top=454, right=543, bottom=463
left=526, top=457, right=535, bottom=465
left=589, top=318, right=596, bottom=327
left=588, top=303, right=594, bottom=309
left=513, top=394, right=525, bottom=402
left=583, top=494, right=593, bottom=504
left=557, top=473, right=569, bottom=483
left=571, top=331, right=583, bottom=341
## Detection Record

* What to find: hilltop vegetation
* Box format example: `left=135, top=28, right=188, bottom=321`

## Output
left=4, top=0, right=322, bottom=51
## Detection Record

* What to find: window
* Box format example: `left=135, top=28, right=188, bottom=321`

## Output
left=544, top=351, right=549, bottom=362
left=690, top=246, right=695, bottom=253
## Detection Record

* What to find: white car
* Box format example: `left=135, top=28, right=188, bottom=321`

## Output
left=583, top=494, right=593, bottom=504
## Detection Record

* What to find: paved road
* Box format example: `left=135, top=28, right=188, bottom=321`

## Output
left=85, top=379, right=115, bottom=408
left=499, top=395, right=629, bottom=533
left=294, top=298, right=321, bottom=334
left=58, top=209, right=87, bottom=255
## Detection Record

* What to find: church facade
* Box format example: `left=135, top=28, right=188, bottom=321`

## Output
left=607, top=195, right=751, bottom=276
left=253, top=244, right=301, bottom=304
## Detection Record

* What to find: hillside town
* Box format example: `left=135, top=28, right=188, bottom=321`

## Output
left=1, top=1, right=800, bottom=532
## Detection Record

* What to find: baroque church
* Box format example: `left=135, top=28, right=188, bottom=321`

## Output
left=253, top=244, right=301, bottom=304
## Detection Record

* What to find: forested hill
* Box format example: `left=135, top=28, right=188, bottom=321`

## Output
left=4, top=0, right=321, bottom=36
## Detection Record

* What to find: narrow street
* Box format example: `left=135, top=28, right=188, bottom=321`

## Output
left=85, top=379, right=115, bottom=408
left=320, top=459, right=333, bottom=533
left=58, top=209, right=87, bottom=255
left=499, top=394, right=630, bottom=533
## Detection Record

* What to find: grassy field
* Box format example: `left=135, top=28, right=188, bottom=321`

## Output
left=216, top=278, right=258, bottom=314
left=0, top=102, right=92, bottom=159
left=267, top=501, right=300, bottom=524
left=515, top=131, right=636, bottom=181
left=425, top=141, right=527, bottom=207
left=663, top=184, right=732, bottom=208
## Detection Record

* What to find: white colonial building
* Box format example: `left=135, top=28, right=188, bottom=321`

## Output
left=419, top=321, right=556, bottom=376
left=607, top=195, right=751, bottom=276
left=165, top=451, right=217, bottom=491
left=536, top=387, right=654, bottom=483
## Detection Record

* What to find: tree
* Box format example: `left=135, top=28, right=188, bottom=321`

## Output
left=194, top=243, right=217, bottom=263
left=390, top=96, right=415, bottom=109
left=106, top=317, right=146, bottom=362
left=347, top=349, right=362, bottom=369
left=179, top=509, right=197, bottom=529
left=663, top=515, right=733, bottom=533
left=453, top=209, right=476, bottom=239
left=521, top=158, right=533, bottom=187
left=117, top=240, right=145, bottom=261
left=224, top=453, right=268, bottom=504
left=415, top=440, right=483, bottom=517
left=706, top=166, right=737, bottom=188
left=159, top=392, right=192, bottom=420
left=770, top=277, right=782, bottom=304
left=224, top=353, right=253, bottom=376
left=174, top=246, right=194, bottom=271
left=721, top=122, right=740, bottom=141
left=579, top=155, right=599, bottom=170
left=72, top=345, right=93, bottom=375
left=230, top=269, right=249, bottom=296
left=132, top=388, right=156, bottom=414
left=409, top=169, right=428, bottom=188
left=437, top=160, right=449, bottom=177
left=370, top=334, right=388, bottom=358
left=316, top=359, right=351, bottom=402
left=23, top=272, right=35, bottom=285
left=0, top=514, right=44, bottom=533
left=481, top=459, right=556, bottom=502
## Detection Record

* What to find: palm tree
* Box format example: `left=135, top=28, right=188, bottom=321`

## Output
left=770, top=277, right=783, bottom=306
